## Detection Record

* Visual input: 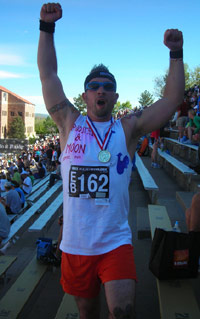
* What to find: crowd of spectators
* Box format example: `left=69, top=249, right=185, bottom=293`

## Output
left=172, top=85, right=200, bottom=144
left=0, top=136, right=61, bottom=249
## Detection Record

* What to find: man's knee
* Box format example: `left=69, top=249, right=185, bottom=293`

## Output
left=75, top=295, right=100, bottom=319
left=111, top=304, right=134, bottom=319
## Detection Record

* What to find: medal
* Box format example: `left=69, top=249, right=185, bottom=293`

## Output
left=98, top=150, right=111, bottom=163
left=86, top=116, right=114, bottom=163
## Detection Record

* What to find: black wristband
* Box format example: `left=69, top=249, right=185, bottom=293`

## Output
left=39, top=20, right=55, bottom=33
left=170, top=49, right=183, bottom=59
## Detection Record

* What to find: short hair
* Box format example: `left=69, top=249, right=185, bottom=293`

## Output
left=89, top=64, right=110, bottom=74
left=84, top=64, right=116, bottom=91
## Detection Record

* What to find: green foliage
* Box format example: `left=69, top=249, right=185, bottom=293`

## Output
left=190, top=66, right=200, bottom=87
left=35, top=116, right=58, bottom=135
left=112, top=101, right=132, bottom=115
left=7, top=116, right=25, bottom=139
left=35, top=118, right=45, bottom=135
left=154, top=64, right=200, bottom=98
left=29, top=136, right=36, bottom=144
left=138, top=90, right=154, bottom=107
left=43, top=116, right=59, bottom=134
left=73, top=94, right=87, bottom=115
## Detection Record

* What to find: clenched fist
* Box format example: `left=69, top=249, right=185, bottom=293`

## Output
left=164, top=29, right=183, bottom=51
left=40, top=3, right=62, bottom=23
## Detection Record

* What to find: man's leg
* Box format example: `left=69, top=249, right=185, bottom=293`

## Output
left=104, top=279, right=136, bottom=319
left=74, top=295, right=101, bottom=319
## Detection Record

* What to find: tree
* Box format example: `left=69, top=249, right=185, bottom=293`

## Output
left=7, top=116, right=25, bottom=139
left=35, top=118, right=46, bottom=135
left=73, top=94, right=87, bottom=115
left=154, top=71, right=168, bottom=98
left=154, top=64, right=200, bottom=98
left=190, top=66, right=200, bottom=87
left=138, top=90, right=154, bottom=107
left=43, top=116, right=59, bottom=135
left=112, top=101, right=132, bottom=116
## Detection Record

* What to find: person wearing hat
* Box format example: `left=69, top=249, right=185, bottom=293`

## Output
left=21, top=171, right=32, bottom=195
left=0, top=202, right=10, bottom=247
left=0, top=181, right=21, bottom=214
left=11, top=181, right=25, bottom=208
left=38, top=3, right=185, bottom=317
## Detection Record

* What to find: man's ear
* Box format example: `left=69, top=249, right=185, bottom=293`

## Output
left=82, top=92, right=87, bottom=103
left=114, top=93, right=119, bottom=104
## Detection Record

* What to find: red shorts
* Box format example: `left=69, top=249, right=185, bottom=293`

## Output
left=60, top=244, right=137, bottom=298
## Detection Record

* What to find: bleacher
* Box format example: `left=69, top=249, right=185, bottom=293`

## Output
left=135, top=129, right=200, bottom=318
left=0, top=129, right=200, bottom=318
left=0, top=171, right=64, bottom=318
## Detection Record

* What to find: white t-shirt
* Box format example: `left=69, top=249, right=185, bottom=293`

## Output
left=22, top=176, right=32, bottom=194
left=60, top=115, right=132, bottom=255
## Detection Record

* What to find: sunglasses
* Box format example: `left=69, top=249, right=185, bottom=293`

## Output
left=85, top=81, right=116, bottom=92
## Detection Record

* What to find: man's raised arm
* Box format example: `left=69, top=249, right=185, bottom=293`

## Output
left=124, top=29, right=185, bottom=139
left=37, top=3, right=79, bottom=136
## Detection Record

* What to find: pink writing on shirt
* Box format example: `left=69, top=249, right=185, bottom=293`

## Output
left=65, top=143, right=86, bottom=154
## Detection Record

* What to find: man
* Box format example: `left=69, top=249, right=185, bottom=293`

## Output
left=38, top=3, right=184, bottom=318
left=11, top=181, right=26, bottom=208
left=0, top=182, right=21, bottom=214
left=48, top=160, right=61, bottom=187
left=21, top=171, right=32, bottom=195
left=12, top=167, right=22, bottom=185
left=176, top=96, right=190, bottom=141
left=0, top=202, right=10, bottom=247
left=33, top=161, right=46, bottom=179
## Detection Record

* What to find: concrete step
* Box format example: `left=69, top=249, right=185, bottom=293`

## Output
left=164, top=137, right=199, bottom=165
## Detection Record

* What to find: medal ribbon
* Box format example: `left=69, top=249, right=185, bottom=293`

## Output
left=86, top=116, right=114, bottom=151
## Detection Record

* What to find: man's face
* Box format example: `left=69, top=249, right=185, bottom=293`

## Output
left=82, top=77, right=119, bottom=121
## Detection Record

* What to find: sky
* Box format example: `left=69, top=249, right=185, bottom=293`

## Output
left=0, top=0, right=200, bottom=114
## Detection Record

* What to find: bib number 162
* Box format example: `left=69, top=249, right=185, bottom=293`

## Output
left=69, top=165, right=109, bottom=198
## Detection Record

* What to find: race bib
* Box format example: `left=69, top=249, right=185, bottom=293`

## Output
left=69, top=165, right=109, bottom=198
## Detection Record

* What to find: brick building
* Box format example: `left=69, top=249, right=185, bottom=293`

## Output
left=0, top=86, right=35, bottom=138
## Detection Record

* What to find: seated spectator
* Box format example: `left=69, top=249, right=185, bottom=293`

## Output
left=45, top=145, right=53, bottom=171
left=17, top=157, right=25, bottom=173
left=23, top=155, right=30, bottom=170
left=27, top=169, right=35, bottom=186
left=176, top=97, right=190, bottom=141
left=0, top=174, right=8, bottom=193
left=0, top=203, right=10, bottom=247
left=51, top=146, right=58, bottom=169
left=34, top=162, right=46, bottom=179
left=150, top=129, right=160, bottom=168
left=11, top=181, right=25, bottom=208
left=0, top=182, right=22, bottom=214
left=7, top=162, right=15, bottom=178
left=12, top=167, right=22, bottom=185
left=21, top=171, right=32, bottom=195
left=182, top=109, right=200, bottom=144
left=48, top=160, right=61, bottom=187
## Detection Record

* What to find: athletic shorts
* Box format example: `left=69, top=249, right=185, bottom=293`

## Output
left=176, top=116, right=188, bottom=128
left=60, top=244, right=137, bottom=298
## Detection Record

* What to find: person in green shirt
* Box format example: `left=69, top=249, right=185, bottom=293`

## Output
left=184, top=109, right=200, bottom=144
left=12, top=167, right=21, bottom=185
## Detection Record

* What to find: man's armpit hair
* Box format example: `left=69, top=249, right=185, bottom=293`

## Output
left=49, top=98, right=77, bottom=115
left=125, top=110, right=143, bottom=119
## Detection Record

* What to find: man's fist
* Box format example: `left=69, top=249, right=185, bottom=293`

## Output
left=40, top=3, right=62, bottom=23
left=164, top=29, right=183, bottom=51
